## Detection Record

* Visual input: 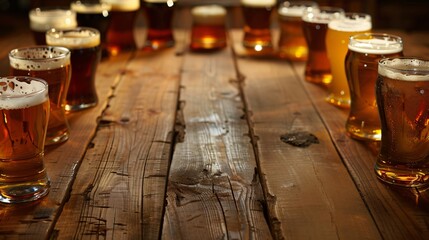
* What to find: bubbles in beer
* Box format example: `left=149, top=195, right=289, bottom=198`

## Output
left=0, top=76, right=48, bottom=110
left=378, top=58, right=429, bottom=81
left=9, top=47, right=71, bottom=71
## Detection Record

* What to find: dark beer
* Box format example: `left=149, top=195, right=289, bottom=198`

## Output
left=345, top=33, right=403, bottom=141
left=143, top=0, right=176, bottom=50
left=29, top=7, right=77, bottom=45
left=0, top=76, right=50, bottom=204
left=241, top=0, right=276, bottom=54
left=375, top=58, right=429, bottom=187
left=9, top=46, right=71, bottom=145
left=46, top=28, right=101, bottom=111
left=102, top=0, right=139, bottom=55
left=302, top=7, right=344, bottom=85
left=190, top=5, right=227, bottom=51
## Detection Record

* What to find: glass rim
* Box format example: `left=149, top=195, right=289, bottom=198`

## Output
left=348, top=33, right=403, bottom=54
left=0, top=76, right=48, bottom=100
left=302, top=6, right=345, bottom=22
left=29, top=7, right=76, bottom=18
left=46, top=27, right=101, bottom=48
left=9, top=46, right=71, bottom=62
left=379, top=57, right=429, bottom=76
left=71, top=1, right=112, bottom=11
left=278, top=1, right=319, bottom=17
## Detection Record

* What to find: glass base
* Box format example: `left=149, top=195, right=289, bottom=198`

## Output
left=143, top=39, right=175, bottom=51
left=45, top=130, right=69, bottom=146
left=375, top=163, right=429, bottom=188
left=305, top=73, right=332, bottom=86
left=346, top=123, right=381, bottom=141
left=65, top=102, right=97, bottom=112
left=325, top=94, right=350, bottom=108
left=0, top=178, right=50, bottom=204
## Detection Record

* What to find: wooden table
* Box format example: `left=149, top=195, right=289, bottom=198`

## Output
left=1, top=6, right=429, bottom=240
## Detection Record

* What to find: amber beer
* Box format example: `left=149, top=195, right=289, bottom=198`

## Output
left=9, top=46, right=71, bottom=145
left=143, top=0, right=177, bottom=50
left=241, top=0, right=276, bottom=54
left=345, top=33, right=403, bottom=141
left=326, top=13, right=372, bottom=108
left=29, top=7, right=77, bottom=45
left=302, top=7, right=344, bottom=85
left=190, top=5, right=227, bottom=51
left=277, top=1, right=318, bottom=61
left=0, top=76, right=50, bottom=204
left=375, top=58, right=429, bottom=187
left=47, top=27, right=102, bottom=111
left=101, top=0, right=139, bottom=55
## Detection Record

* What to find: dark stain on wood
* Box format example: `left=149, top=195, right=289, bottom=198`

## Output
left=280, top=131, right=319, bottom=148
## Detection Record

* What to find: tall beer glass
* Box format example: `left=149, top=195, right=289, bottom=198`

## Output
left=302, top=7, right=344, bottom=85
left=9, top=46, right=71, bottom=146
left=326, top=13, right=371, bottom=108
left=46, top=27, right=102, bottom=111
left=101, top=0, right=139, bottom=56
left=277, top=1, right=318, bottom=61
left=71, top=1, right=111, bottom=58
left=345, top=33, right=403, bottom=141
left=29, top=7, right=77, bottom=45
left=241, top=0, right=276, bottom=54
left=190, top=5, right=227, bottom=51
left=143, top=0, right=177, bottom=50
left=375, top=58, right=429, bottom=187
left=0, top=76, right=50, bottom=204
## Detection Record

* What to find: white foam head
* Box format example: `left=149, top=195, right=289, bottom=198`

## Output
left=101, top=0, right=140, bottom=11
left=378, top=58, right=429, bottom=81
left=29, top=8, right=77, bottom=32
left=349, top=34, right=403, bottom=54
left=241, top=0, right=276, bottom=8
left=46, top=28, right=101, bottom=49
left=192, top=5, right=226, bottom=25
left=328, top=13, right=372, bottom=32
left=302, top=7, right=344, bottom=24
left=71, top=1, right=112, bottom=13
left=0, top=76, right=48, bottom=110
left=9, top=46, right=71, bottom=71
left=278, top=1, right=318, bottom=18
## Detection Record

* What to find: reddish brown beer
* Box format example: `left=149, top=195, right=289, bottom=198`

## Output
left=0, top=76, right=50, bottom=204
left=143, top=0, right=176, bottom=50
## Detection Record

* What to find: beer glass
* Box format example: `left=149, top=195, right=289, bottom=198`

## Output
left=277, top=1, right=318, bottom=61
left=101, top=0, right=140, bottom=55
left=375, top=57, right=429, bottom=187
left=302, top=7, right=344, bottom=85
left=0, top=76, right=50, bottom=203
left=142, top=0, right=177, bottom=50
left=241, top=0, right=276, bottom=54
left=46, top=27, right=102, bottom=112
left=71, top=0, right=111, bottom=58
left=29, top=7, right=77, bottom=45
left=326, top=13, right=372, bottom=108
left=9, top=46, right=71, bottom=146
left=345, top=33, right=403, bottom=141
left=190, top=5, right=227, bottom=51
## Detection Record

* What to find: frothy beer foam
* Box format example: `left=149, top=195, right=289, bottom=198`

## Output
left=101, top=0, right=140, bottom=11
left=278, top=5, right=316, bottom=18
left=328, top=14, right=372, bottom=32
left=0, top=77, right=48, bottom=110
left=46, top=28, right=101, bottom=49
left=192, top=5, right=226, bottom=25
left=71, top=2, right=112, bottom=13
left=378, top=58, right=429, bottom=81
left=349, top=38, right=403, bottom=55
left=29, top=8, right=77, bottom=32
left=241, top=0, right=276, bottom=7
left=9, top=47, right=70, bottom=71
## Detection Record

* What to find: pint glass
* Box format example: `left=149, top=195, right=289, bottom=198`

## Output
left=190, top=5, right=227, bottom=51
left=71, top=1, right=111, bottom=58
left=29, top=7, right=77, bottom=45
left=9, top=46, right=71, bottom=146
left=46, top=27, right=102, bottom=111
left=277, top=1, right=318, bottom=61
left=0, top=76, right=50, bottom=203
left=326, top=13, right=371, bottom=108
left=241, top=0, right=276, bottom=54
left=302, top=7, right=344, bottom=85
left=101, top=0, right=139, bottom=55
left=375, top=58, right=429, bottom=187
left=345, top=33, right=403, bottom=141
left=143, top=0, right=177, bottom=50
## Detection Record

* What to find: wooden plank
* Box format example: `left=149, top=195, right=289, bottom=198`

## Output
left=231, top=29, right=381, bottom=239
left=162, top=46, right=272, bottom=238
left=290, top=30, right=429, bottom=240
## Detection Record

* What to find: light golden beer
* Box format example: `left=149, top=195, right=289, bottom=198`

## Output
left=375, top=58, right=429, bottom=187
left=302, top=7, right=344, bottom=85
left=190, top=5, right=227, bottom=51
left=101, top=0, right=140, bottom=55
left=241, top=0, right=276, bottom=54
left=143, top=0, right=177, bottom=50
left=345, top=33, right=403, bottom=141
left=277, top=1, right=318, bottom=61
left=0, top=76, right=50, bottom=204
left=46, top=27, right=102, bottom=111
left=29, top=7, right=77, bottom=45
left=9, top=46, right=71, bottom=145
left=326, top=13, right=371, bottom=108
